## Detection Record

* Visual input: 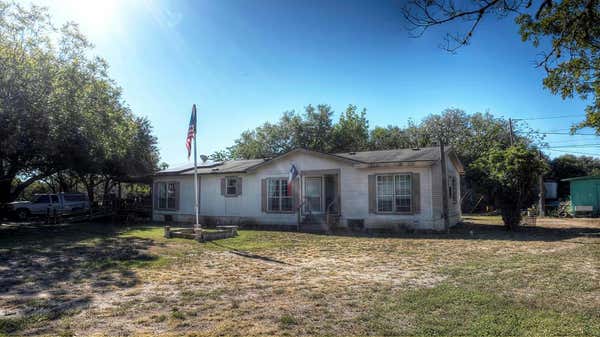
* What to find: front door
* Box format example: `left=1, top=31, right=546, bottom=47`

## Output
left=324, top=174, right=338, bottom=214
left=304, top=176, right=323, bottom=214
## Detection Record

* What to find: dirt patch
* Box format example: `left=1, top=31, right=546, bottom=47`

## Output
left=1, top=219, right=599, bottom=336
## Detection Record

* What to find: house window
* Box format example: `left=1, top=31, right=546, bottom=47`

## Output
left=268, top=178, right=293, bottom=212
left=376, top=174, right=412, bottom=213
left=449, top=176, right=457, bottom=202
left=157, top=182, right=177, bottom=209
left=226, top=177, right=238, bottom=196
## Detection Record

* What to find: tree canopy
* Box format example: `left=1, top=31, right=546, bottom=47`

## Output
left=0, top=2, right=159, bottom=203
left=221, top=104, right=370, bottom=160
left=402, top=0, right=600, bottom=132
left=224, top=106, right=529, bottom=166
left=471, top=145, right=547, bottom=229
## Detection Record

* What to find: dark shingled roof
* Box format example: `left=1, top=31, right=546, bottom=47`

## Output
left=335, top=147, right=441, bottom=163
left=157, top=147, right=450, bottom=176
left=158, top=162, right=220, bottom=174
left=157, top=159, right=266, bottom=175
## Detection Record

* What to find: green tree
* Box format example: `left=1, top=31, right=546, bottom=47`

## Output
left=0, top=2, right=159, bottom=203
left=415, top=109, right=544, bottom=212
left=369, top=125, right=412, bottom=150
left=331, top=105, right=369, bottom=152
left=0, top=2, right=59, bottom=202
left=228, top=105, right=365, bottom=159
left=403, top=0, right=600, bottom=131
left=417, top=109, right=541, bottom=165
left=209, top=150, right=232, bottom=162
left=471, top=145, right=547, bottom=230
left=297, top=104, right=335, bottom=151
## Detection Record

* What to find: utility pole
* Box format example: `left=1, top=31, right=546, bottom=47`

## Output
left=508, top=118, right=514, bottom=146
left=440, top=139, right=450, bottom=231
left=538, top=175, right=545, bottom=218
left=538, top=150, right=545, bottom=217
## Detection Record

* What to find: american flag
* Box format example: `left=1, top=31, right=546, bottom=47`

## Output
left=186, top=104, right=197, bottom=159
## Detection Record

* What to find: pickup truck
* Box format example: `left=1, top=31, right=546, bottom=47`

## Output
left=8, top=193, right=90, bottom=221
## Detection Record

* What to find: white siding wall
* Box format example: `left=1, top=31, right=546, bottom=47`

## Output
left=153, top=151, right=459, bottom=230
left=342, top=165, right=434, bottom=229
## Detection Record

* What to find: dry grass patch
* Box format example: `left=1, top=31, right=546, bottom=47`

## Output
left=0, top=217, right=599, bottom=336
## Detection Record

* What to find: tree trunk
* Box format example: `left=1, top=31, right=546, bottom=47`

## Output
left=86, top=183, right=95, bottom=208
left=499, top=196, right=523, bottom=231
left=500, top=207, right=522, bottom=231
left=102, top=178, right=113, bottom=206
left=79, top=175, right=96, bottom=207
left=57, top=172, right=73, bottom=193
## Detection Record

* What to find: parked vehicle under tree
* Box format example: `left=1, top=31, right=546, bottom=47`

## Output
left=7, top=193, right=90, bottom=221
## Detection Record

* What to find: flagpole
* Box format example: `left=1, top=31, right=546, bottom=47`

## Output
left=193, top=107, right=200, bottom=234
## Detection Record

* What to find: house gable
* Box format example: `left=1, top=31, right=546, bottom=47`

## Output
left=246, top=148, right=361, bottom=173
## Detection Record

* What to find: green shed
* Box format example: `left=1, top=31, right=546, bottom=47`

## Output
left=562, top=176, right=600, bottom=216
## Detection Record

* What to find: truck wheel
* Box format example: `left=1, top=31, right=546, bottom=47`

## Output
left=16, top=209, right=30, bottom=221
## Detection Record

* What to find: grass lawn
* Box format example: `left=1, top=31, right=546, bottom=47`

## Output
left=0, top=216, right=599, bottom=336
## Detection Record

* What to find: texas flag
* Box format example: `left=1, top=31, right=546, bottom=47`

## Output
left=288, top=164, right=298, bottom=192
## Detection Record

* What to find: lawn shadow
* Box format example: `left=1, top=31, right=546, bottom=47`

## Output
left=351, top=219, right=600, bottom=243
left=209, top=241, right=291, bottom=265
left=451, top=220, right=600, bottom=242
left=0, top=222, right=158, bottom=335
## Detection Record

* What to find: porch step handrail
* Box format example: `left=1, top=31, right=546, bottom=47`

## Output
left=326, top=196, right=340, bottom=228
left=326, top=196, right=339, bottom=215
left=296, top=196, right=313, bottom=230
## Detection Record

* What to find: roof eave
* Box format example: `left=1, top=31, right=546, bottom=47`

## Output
left=352, top=160, right=437, bottom=168
left=155, top=169, right=195, bottom=176
left=179, top=170, right=250, bottom=176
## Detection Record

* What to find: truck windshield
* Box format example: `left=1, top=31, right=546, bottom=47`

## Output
left=34, top=195, right=50, bottom=204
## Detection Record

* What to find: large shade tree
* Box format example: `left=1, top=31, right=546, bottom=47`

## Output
left=0, top=2, right=159, bottom=203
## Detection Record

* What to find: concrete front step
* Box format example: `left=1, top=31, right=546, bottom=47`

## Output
left=299, top=224, right=328, bottom=233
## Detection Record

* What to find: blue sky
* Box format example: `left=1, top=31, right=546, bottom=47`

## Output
left=38, top=0, right=596, bottom=166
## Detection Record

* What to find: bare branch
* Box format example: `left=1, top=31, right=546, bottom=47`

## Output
left=402, top=0, right=526, bottom=51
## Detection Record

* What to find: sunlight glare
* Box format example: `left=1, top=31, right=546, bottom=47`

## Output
left=55, top=0, right=122, bottom=36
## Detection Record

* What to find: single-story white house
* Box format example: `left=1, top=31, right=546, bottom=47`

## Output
left=153, top=147, right=464, bottom=231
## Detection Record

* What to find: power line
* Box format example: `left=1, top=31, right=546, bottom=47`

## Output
left=545, top=149, right=600, bottom=156
left=542, top=139, right=600, bottom=145
left=543, top=144, right=600, bottom=149
left=540, top=132, right=598, bottom=135
left=513, top=114, right=584, bottom=121
left=544, top=128, right=595, bottom=132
